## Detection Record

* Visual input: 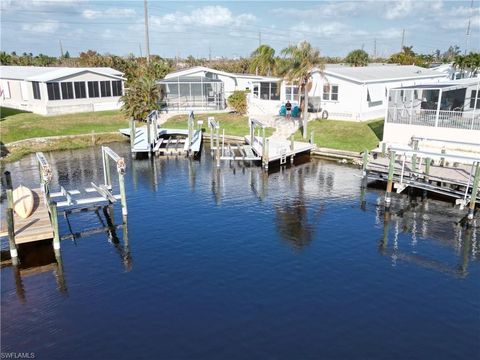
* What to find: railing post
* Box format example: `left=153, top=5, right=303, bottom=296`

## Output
left=468, top=161, right=480, bottom=220
left=434, top=89, right=442, bottom=128
left=4, top=171, right=18, bottom=263
left=385, top=150, right=396, bottom=208
left=49, top=200, right=60, bottom=250
left=216, top=127, right=220, bottom=168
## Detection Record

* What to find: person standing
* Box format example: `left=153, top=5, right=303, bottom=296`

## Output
left=285, top=100, right=292, bottom=120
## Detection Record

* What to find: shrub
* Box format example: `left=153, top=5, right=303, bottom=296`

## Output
left=227, top=91, right=248, bottom=114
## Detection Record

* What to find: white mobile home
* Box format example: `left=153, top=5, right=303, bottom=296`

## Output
left=160, top=66, right=280, bottom=111
left=383, top=79, right=480, bottom=146
left=248, top=64, right=448, bottom=121
left=0, top=66, right=125, bottom=115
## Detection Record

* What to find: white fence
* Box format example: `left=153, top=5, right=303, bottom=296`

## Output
left=387, top=108, right=480, bottom=130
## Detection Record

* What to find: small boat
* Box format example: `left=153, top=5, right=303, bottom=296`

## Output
left=13, top=185, right=34, bottom=219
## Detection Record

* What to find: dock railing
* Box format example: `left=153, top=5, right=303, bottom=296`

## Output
left=387, top=108, right=480, bottom=130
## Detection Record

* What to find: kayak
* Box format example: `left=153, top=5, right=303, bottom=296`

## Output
left=13, top=185, right=34, bottom=219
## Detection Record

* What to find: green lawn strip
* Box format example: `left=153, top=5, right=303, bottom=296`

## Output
left=0, top=106, right=29, bottom=119
left=294, top=118, right=384, bottom=152
left=0, top=108, right=129, bottom=143
left=162, top=112, right=274, bottom=137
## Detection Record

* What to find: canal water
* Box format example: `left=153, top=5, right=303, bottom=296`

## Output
left=1, top=143, right=479, bottom=360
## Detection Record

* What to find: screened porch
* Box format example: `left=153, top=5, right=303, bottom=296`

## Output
left=158, top=76, right=225, bottom=111
left=386, top=80, right=480, bottom=130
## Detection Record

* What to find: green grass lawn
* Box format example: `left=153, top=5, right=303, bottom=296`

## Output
left=294, top=118, right=384, bottom=152
left=0, top=107, right=129, bottom=143
left=162, top=112, right=274, bottom=137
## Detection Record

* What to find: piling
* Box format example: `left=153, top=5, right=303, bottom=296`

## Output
left=118, top=163, right=128, bottom=217
left=381, top=143, right=386, bottom=156
left=361, top=148, right=369, bottom=186
left=467, top=161, right=480, bottom=220
left=216, top=127, right=220, bottom=167
left=310, top=131, right=314, bottom=145
left=411, top=139, right=418, bottom=173
left=384, top=151, right=396, bottom=207
left=4, top=171, right=18, bottom=263
left=290, top=135, right=295, bottom=164
left=129, top=118, right=136, bottom=155
left=263, top=138, right=270, bottom=170
left=50, top=201, right=60, bottom=250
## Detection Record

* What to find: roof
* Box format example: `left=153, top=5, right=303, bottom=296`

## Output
left=0, top=66, right=124, bottom=82
left=392, top=78, right=480, bottom=91
left=158, top=76, right=222, bottom=84
left=165, top=66, right=280, bottom=82
left=314, top=64, right=446, bottom=84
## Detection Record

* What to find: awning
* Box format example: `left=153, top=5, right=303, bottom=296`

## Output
left=367, top=85, right=385, bottom=102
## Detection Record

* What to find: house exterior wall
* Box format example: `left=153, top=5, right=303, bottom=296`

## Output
left=0, top=72, right=123, bottom=115
left=303, top=72, right=446, bottom=121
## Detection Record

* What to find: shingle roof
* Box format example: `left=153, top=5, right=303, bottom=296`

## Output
left=0, top=66, right=124, bottom=81
left=316, top=64, right=446, bottom=83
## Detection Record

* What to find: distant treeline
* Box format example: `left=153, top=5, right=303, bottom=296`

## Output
left=1, top=44, right=478, bottom=82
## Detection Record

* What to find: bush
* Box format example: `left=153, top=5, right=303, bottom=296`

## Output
left=227, top=91, right=248, bottom=114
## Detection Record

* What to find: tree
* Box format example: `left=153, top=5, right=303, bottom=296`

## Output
left=0, top=51, right=12, bottom=65
left=280, top=41, right=324, bottom=139
left=121, top=76, right=160, bottom=121
left=64, top=51, right=70, bottom=59
left=345, top=49, right=369, bottom=67
left=388, top=46, right=426, bottom=66
left=249, top=44, right=276, bottom=76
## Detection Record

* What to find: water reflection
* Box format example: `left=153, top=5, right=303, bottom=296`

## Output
left=377, top=197, right=478, bottom=278
left=1, top=241, right=67, bottom=302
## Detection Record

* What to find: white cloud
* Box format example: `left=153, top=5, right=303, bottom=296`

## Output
left=82, top=8, right=136, bottom=20
left=22, top=20, right=59, bottom=33
left=385, top=0, right=414, bottom=20
left=443, top=15, right=480, bottom=30
left=149, top=6, right=256, bottom=30
left=2, top=0, right=81, bottom=10
left=291, top=22, right=348, bottom=36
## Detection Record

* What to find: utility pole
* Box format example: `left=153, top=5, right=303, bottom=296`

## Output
left=139, top=43, right=142, bottom=57
left=465, top=0, right=473, bottom=55
left=59, top=40, right=64, bottom=58
left=400, top=29, right=405, bottom=51
left=258, top=31, right=261, bottom=47
left=373, top=38, right=377, bottom=60
left=361, top=43, right=365, bottom=51
left=209, top=46, right=212, bottom=62
left=144, top=0, right=150, bottom=63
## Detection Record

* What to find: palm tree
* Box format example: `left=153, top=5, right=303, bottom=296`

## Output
left=345, top=49, right=369, bottom=67
left=0, top=51, right=12, bottom=65
left=453, top=55, right=466, bottom=78
left=249, top=44, right=276, bottom=76
left=121, top=76, right=160, bottom=121
left=280, top=41, right=324, bottom=139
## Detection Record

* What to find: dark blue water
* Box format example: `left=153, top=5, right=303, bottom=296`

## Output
left=1, top=143, right=479, bottom=360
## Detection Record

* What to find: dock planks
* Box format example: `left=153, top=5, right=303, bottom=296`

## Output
left=0, top=188, right=53, bottom=244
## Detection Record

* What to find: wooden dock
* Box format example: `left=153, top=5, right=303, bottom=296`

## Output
left=210, top=117, right=314, bottom=169
left=363, top=140, right=480, bottom=220
left=0, top=188, right=53, bottom=244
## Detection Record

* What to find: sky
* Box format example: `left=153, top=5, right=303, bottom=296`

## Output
left=0, top=0, right=479, bottom=59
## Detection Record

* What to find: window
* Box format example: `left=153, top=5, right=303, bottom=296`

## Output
left=61, top=82, right=74, bottom=100
left=46, top=82, right=61, bottom=100
left=88, top=81, right=99, bottom=98
left=285, top=84, right=299, bottom=102
left=470, top=90, right=480, bottom=109
left=112, top=81, right=122, bottom=96
left=100, top=81, right=111, bottom=97
left=32, top=81, right=41, bottom=100
left=74, top=82, right=86, bottom=99
left=259, top=82, right=280, bottom=100
left=331, top=85, right=339, bottom=101
left=323, top=84, right=339, bottom=101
